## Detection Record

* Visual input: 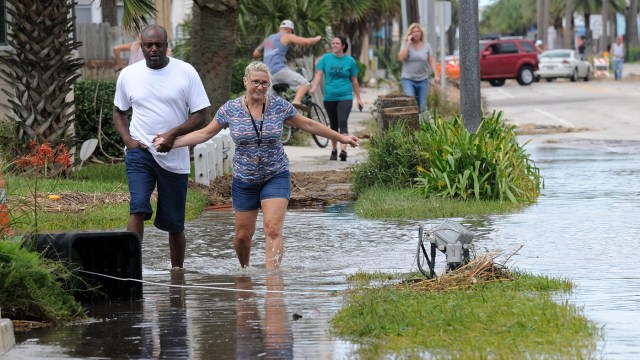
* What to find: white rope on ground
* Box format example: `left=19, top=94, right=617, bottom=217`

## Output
left=76, top=269, right=321, bottom=295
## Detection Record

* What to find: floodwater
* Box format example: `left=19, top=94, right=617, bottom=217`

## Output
left=4, top=142, right=640, bottom=359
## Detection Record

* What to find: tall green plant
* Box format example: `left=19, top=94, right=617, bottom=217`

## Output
left=74, top=80, right=123, bottom=162
left=0, top=239, right=86, bottom=322
left=414, top=112, right=542, bottom=203
left=352, top=122, right=425, bottom=194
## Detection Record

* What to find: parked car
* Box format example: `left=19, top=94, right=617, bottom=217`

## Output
left=479, top=39, right=539, bottom=87
left=535, top=49, right=592, bottom=82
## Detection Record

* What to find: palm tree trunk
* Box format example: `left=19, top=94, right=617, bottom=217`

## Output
left=601, top=0, right=610, bottom=53
left=101, top=0, right=118, bottom=26
left=627, top=0, right=639, bottom=48
left=190, top=0, right=238, bottom=116
left=564, top=0, right=574, bottom=48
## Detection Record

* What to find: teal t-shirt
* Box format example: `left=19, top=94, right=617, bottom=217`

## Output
left=316, top=53, right=359, bottom=101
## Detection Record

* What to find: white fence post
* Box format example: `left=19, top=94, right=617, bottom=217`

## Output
left=193, top=143, right=210, bottom=186
left=192, top=132, right=235, bottom=186
left=204, top=140, right=217, bottom=180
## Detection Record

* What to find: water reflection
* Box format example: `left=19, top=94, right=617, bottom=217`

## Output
left=5, top=143, right=640, bottom=359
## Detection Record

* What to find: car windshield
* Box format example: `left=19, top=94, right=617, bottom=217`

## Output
left=540, top=51, right=571, bottom=58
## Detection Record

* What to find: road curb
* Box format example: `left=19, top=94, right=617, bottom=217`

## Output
left=0, top=318, right=15, bottom=355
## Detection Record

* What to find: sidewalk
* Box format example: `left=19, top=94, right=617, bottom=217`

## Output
left=285, top=85, right=395, bottom=172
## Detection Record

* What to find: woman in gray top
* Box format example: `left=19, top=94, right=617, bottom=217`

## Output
left=397, top=23, right=440, bottom=112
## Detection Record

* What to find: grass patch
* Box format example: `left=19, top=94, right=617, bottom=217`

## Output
left=332, top=256, right=600, bottom=359
left=0, top=239, right=86, bottom=322
left=5, top=163, right=209, bottom=232
left=354, top=186, right=525, bottom=219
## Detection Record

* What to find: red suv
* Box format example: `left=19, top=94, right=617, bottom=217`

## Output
left=480, top=39, right=539, bottom=86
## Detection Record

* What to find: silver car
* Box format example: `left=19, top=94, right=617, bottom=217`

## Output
left=535, top=49, right=592, bottom=82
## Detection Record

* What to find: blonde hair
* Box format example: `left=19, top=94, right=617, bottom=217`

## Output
left=244, top=61, right=273, bottom=83
left=404, top=23, right=425, bottom=42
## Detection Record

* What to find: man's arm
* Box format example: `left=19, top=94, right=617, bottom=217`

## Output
left=252, top=41, right=264, bottom=59
left=113, top=105, right=146, bottom=149
left=282, top=34, right=322, bottom=47
left=155, top=108, right=208, bottom=153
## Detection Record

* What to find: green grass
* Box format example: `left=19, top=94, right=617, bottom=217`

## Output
left=4, top=163, right=209, bottom=232
left=354, top=186, right=525, bottom=219
left=0, top=239, right=86, bottom=322
left=332, top=272, right=600, bottom=359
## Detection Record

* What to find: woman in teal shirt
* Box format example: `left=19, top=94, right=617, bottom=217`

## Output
left=311, top=36, right=364, bottom=161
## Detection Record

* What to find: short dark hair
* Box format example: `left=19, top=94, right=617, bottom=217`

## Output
left=141, top=25, right=168, bottom=42
left=336, top=35, right=348, bottom=53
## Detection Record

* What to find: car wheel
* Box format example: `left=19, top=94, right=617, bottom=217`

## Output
left=545, top=78, right=554, bottom=82
left=570, top=68, right=578, bottom=82
left=516, top=65, right=534, bottom=85
left=489, top=79, right=505, bottom=87
left=584, top=69, right=590, bottom=82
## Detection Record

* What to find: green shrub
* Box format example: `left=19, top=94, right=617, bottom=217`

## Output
left=628, top=47, right=640, bottom=62
left=0, top=239, right=86, bottom=322
left=352, top=121, right=425, bottom=195
left=414, top=111, right=542, bottom=202
left=74, top=80, right=123, bottom=162
left=353, top=111, right=543, bottom=203
left=231, top=57, right=253, bottom=98
left=356, top=59, right=366, bottom=85
left=0, top=120, right=20, bottom=162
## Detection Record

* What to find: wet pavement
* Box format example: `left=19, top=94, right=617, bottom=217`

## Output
left=3, top=140, right=640, bottom=359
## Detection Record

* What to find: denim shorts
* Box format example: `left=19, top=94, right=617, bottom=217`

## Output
left=125, top=148, right=188, bottom=232
left=231, top=171, right=291, bottom=211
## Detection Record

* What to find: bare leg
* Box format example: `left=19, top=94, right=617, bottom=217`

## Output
left=127, top=213, right=146, bottom=240
left=169, top=231, right=186, bottom=268
left=331, top=139, right=338, bottom=151
left=261, top=198, right=288, bottom=271
left=234, top=209, right=259, bottom=268
left=292, top=84, right=309, bottom=104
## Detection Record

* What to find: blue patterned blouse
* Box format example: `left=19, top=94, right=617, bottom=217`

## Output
left=215, top=95, right=297, bottom=182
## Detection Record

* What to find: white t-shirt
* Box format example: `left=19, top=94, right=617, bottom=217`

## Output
left=114, top=58, right=210, bottom=174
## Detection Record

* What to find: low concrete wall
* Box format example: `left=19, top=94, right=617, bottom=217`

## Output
left=0, top=318, right=15, bottom=355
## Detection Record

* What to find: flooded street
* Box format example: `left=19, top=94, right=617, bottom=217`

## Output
left=5, top=142, right=640, bottom=359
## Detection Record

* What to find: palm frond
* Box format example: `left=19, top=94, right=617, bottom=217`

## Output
left=121, top=0, right=156, bottom=35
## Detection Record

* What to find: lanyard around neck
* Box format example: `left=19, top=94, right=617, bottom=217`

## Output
left=245, top=96, right=266, bottom=147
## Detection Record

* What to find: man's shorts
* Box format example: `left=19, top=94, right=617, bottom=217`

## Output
left=125, top=148, right=188, bottom=232
left=268, top=68, right=310, bottom=95
left=231, top=171, right=291, bottom=211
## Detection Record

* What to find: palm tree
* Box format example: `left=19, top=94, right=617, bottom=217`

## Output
left=0, top=0, right=83, bottom=146
left=628, top=0, right=638, bottom=48
left=190, top=0, right=239, bottom=115
left=564, top=0, right=575, bottom=48
left=0, top=0, right=156, bottom=152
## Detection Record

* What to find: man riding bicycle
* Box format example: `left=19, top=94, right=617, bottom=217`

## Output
left=252, top=19, right=322, bottom=105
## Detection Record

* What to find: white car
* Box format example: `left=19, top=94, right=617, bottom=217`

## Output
left=535, top=49, right=592, bottom=82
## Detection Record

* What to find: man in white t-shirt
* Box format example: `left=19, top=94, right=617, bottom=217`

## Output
left=113, top=25, right=210, bottom=270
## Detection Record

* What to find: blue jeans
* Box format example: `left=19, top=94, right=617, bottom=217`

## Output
left=231, top=171, right=291, bottom=211
left=125, top=148, right=188, bottom=232
left=613, top=58, right=623, bottom=81
left=401, top=78, right=428, bottom=112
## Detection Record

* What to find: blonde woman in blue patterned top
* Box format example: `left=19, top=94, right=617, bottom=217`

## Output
left=154, top=61, right=359, bottom=270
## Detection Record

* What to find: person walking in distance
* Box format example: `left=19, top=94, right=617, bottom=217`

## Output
left=310, top=36, right=364, bottom=161
left=113, top=25, right=210, bottom=270
left=611, top=35, right=624, bottom=81
left=154, top=61, right=359, bottom=270
left=252, top=20, right=322, bottom=105
left=397, top=23, right=440, bottom=113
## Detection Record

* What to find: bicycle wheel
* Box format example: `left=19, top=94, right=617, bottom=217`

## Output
left=281, top=124, right=292, bottom=145
left=308, top=102, right=330, bottom=148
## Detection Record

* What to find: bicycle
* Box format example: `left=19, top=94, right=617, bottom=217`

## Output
left=272, top=82, right=330, bottom=148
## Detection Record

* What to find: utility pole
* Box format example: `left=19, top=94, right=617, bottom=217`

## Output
left=458, top=0, right=481, bottom=133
